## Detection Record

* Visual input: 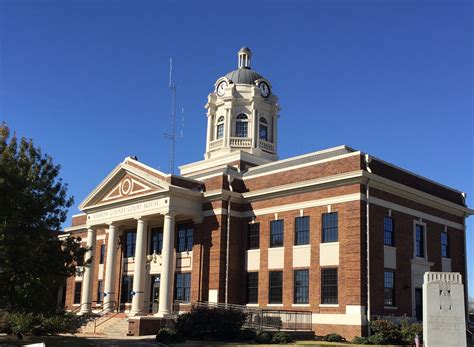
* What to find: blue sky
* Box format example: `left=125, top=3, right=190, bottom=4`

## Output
left=1, top=0, right=472, bottom=295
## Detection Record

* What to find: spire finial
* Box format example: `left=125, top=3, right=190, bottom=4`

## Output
left=238, top=47, right=252, bottom=69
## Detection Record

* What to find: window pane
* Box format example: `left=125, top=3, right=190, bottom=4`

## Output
left=295, top=216, right=310, bottom=245
left=150, top=227, right=163, bottom=254
left=246, top=272, right=259, bottom=304
left=294, top=269, right=309, bottom=304
left=217, top=123, right=224, bottom=139
left=236, top=121, right=248, bottom=137
left=321, top=268, right=338, bottom=304
left=416, top=225, right=424, bottom=258
left=97, top=280, right=103, bottom=303
left=322, top=213, right=338, bottom=243
left=269, top=271, right=283, bottom=304
left=99, top=244, right=106, bottom=264
left=74, top=282, right=82, bottom=304
left=384, top=271, right=395, bottom=306
left=270, top=220, right=284, bottom=247
left=248, top=223, right=260, bottom=250
left=259, top=124, right=268, bottom=141
left=441, top=231, right=449, bottom=258
left=384, top=217, right=394, bottom=246
left=125, top=230, right=137, bottom=258
left=175, top=273, right=191, bottom=302
left=120, top=275, right=133, bottom=304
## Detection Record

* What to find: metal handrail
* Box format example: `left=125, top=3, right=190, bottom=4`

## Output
left=93, top=301, right=118, bottom=334
left=190, top=301, right=312, bottom=331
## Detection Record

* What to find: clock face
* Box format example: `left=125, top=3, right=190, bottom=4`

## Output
left=259, top=82, right=270, bottom=98
left=217, top=81, right=228, bottom=96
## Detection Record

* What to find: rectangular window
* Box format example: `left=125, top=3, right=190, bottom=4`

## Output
left=124, top=230, right=137, bottom=258
left=177, top=224, right=193, bottom=252
left=120, top=275, right=134, bottom=304
left=99, top=244, right=106, bottom=264
left=295, top=216, right=310, bottom=245
left=247, top=223, right=260, bottom=250
left=294, top=269, right=309, bottom=304
left=384, top=270, right=395, bottom=306
left=235, top=121, right=248, bottom=137
left=441, top=231, right=449, bottom=258
left=270, top=220, right=284, bottom=247
left=150, top=227, right=163, bottom=254
left=97, top=280, right=103, bottom=304
left=175, top=273, right=191, bottom=302
left=321, top=268, right=338, bottom=304
left=246, top=272, right=259, bottom=304
left=74, top=282, right=82, bottom=304
left=384, top=216, right=394, bottom=246
left=216, top=123, right=224, bottom=139
left=322, top=212, right=338, bottom=243
left=269, top=271, right=283, bottom=304
left=415, top=224, right=424, bottom=258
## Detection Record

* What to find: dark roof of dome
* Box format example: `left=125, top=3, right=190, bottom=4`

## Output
left=225, top=68, right=263, bottom=85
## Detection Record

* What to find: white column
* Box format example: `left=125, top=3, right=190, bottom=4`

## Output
left=156, top=213, right=175, bottom=317
left=205, top=113, right=212, bottom=154
left=130, top=218, right=148, bottom=316
left=79, top=228, right=96, bottom=314
left=104, top=223, right=118, bottom=311
left=225, top=108, right=231, bottom=147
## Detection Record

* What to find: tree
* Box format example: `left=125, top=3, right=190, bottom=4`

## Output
left=0, top=123, right=88, bottom=314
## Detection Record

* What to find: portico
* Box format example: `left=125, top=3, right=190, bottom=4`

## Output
left=77, top=157, right=202, bottom=317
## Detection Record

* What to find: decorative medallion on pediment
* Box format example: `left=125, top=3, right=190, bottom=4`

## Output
left=100, top=174, right=155, bottom=203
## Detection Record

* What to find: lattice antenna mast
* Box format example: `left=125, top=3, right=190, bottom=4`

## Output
left=165, top=57, right=177, bottom=174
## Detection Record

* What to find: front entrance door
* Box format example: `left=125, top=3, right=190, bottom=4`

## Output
left=150, top=275, right=160, bottom=313
left=415, top=287, right=423, bottom=321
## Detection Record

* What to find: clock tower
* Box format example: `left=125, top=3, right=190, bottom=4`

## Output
left=204, top=47, right=279, bottom=162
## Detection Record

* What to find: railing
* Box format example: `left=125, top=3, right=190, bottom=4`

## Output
left=259, top=139, right=275, bottom=153
left=191, top=301, right=312, bottom=331
left=93, top=301, right=118, bottom=334
left=209, top=138, right=223, bottom=150
left=230, top=137, right=252, bottom=148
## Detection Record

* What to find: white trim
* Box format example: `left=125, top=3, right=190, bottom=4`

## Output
left=64, top=225, right=87, bottom=232
left=319, top=304, right=339, bottom=308
left=292, top=304, right=310, bottom=307
left=246, top=304, right=259, bottom=307
left=369, top=196, right=465, bottom=230
left=267, top=304, right=284, bottom=307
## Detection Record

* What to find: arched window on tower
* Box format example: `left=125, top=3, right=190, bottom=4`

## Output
left=235, top=114, right=248, bottom=138
left=259, top=117, right=268, bottom=141
left=216, top=116, right=224, bottom=139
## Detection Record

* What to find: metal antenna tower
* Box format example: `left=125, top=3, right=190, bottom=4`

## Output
left=165, top=58, right=177, bottom=174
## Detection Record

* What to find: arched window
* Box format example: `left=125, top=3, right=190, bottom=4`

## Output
left=235, top=114, right=248, bottom=138
left=216, top=116, right=224, bottom=139
left=259, top=117, right=268, bottom=141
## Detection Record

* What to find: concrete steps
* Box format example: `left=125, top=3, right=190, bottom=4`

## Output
left=79, top=313, right=129, bottom=336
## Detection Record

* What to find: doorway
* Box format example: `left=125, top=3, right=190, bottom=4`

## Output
left=150, top=275, right=160, bottom=314
left=415, top=287, right=423, bottom=321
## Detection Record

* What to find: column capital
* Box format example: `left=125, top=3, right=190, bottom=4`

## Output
left=164, top=211, right=178, bottom=218
left=134, top=216, right=150, bottom=223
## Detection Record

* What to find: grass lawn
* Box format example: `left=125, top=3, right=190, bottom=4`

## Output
left=0, top=335, right=95, bottom=347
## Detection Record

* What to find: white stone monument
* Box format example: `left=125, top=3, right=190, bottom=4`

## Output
left=423, top=272, right=467, bottom=347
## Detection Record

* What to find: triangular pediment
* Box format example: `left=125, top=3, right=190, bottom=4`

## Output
left=80, top=158, right=170, bottom=210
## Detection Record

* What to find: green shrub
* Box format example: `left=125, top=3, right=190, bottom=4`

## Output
left=240, top=328, right=257, bottom=341
left=368, top=333, right=386, bottom=344
left=156, top=327, right=183, bottom=344
left=322, top=333, right=344, bottom=342
left=399, top=318, right=423, bottom=344
left=255, top=330, right=272, bottom=344
left=6, top=312, right=81, bottom=337
left=0, top=311, right=10, bottom=334
left=370, top=318, right=402, bottom=344
left=272, top=331, right=291, bottom=343
left=175, top=306, right=247, bottom=340
left=351, top=336, right=369, bottom=344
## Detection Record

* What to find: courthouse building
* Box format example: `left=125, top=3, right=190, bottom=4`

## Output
left=63, top=48, right=473, bottom=338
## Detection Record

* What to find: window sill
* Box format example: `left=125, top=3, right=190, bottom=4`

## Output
left=246, top=303, right=259, bottom=307
left=293, top=244, right=310, bottom=248
left=292, top=303, right=310, bottom=307
left=319, top=304, right=339, bottom=308
left=384, top=306, right=398, bottom=310
left=267, top=304, right=283, bottom=307
left=320, top=242, right=339, bottom=246
left=247, top=249, right=260, bottom=253
left=269, top=246, right=284, bottom=250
